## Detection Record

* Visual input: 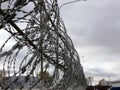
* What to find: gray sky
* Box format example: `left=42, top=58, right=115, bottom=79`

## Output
left=58, top=0, right=120, bottom=84
left=0, top=0, right=120, bottom=85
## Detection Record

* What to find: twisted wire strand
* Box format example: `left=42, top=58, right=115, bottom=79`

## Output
left=0, top=0, right=86, bottom=89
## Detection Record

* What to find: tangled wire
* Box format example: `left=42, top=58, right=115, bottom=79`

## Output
left=0, top=0, right=86, bottom=90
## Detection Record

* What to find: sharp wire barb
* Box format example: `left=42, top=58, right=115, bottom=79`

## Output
left=0, top=0, right=87, bottom=90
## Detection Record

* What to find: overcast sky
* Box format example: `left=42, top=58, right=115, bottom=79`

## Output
left=0, top=0, right=120, bottom=85
left=58, top=0, right=120, bottom=84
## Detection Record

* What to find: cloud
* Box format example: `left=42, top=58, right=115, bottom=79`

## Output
left=59, top=0, right=120, bottom=82
left=0, top=0, right=120, bottom=84
left=60, top=0, right=120, bottom=54
left=85, top=68, right=119, bottom=78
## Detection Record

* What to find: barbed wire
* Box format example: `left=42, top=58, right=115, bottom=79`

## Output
left=0, top=0, right=86, bottom=90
